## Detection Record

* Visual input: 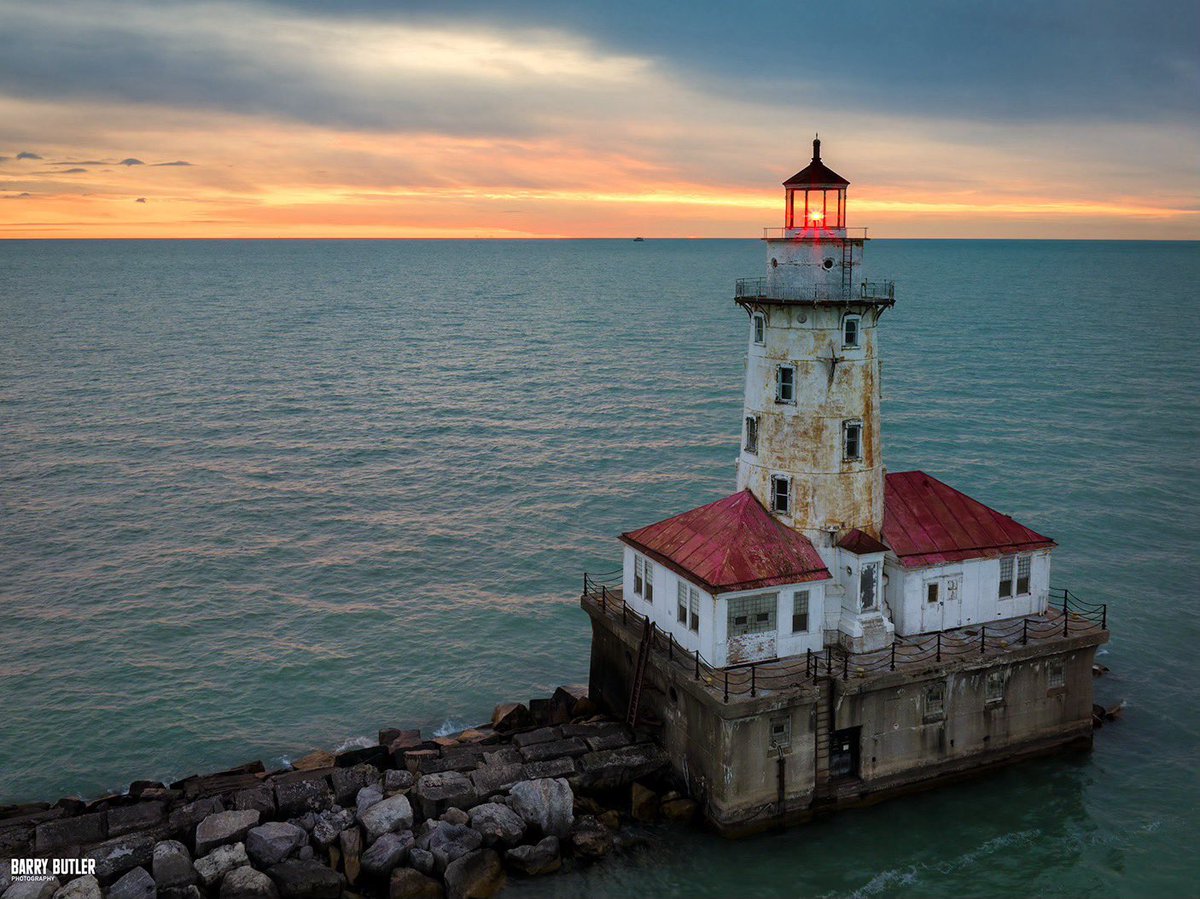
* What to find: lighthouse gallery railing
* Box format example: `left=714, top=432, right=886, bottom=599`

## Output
left=582, top=573, right=1107, bottom=703
left=735, top=278, right=895, bottom=303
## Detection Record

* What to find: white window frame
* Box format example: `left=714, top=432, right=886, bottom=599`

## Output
left=791, top=589, right=810, bottom=634
left=744, top=415, right=759, bottom=454
left=688, top=587, right=699, bottom=633
left=752, top=313, right=766, bottom=345
left=999, top=554, right=1032, bottom=598
left=770, top=474, right=791, bottom=515
left=776, top=365, right=796, bottom=404
left=841, top=314, right=861, bottom=349
left=727, top=593, right=777, bottom=638
left=843, top=419, right=863, bottom=461
left=634, top=555, right=654, bottom=602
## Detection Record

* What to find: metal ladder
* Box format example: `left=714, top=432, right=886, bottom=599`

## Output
left=812, top=676, right=835, bottom=804
left=627, top=618, right=654, bottom=727
left=841, top=238, right=854, bottom=299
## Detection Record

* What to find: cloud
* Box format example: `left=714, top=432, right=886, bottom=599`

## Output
left=61, top=167, right=87, bottom=173
left=3, top=191, right=33, bottom=199
left=16, top=151, right=42, bottom=159
left=151, top=160, right=192, bottom=166
left=135, top=196, right=146, bottom=202
left=120, top=157, right=144, bottom=165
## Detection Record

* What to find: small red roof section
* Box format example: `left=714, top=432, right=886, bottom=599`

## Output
left=620, top=490, right=830, bottom=594
left=837, top=528, right=889, bottom=555
left=784, top=137, right=850, bottom=187
left=883, top=471, right=1056, bottom=568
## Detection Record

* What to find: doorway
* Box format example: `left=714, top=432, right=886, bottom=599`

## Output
left=830, top=726, right=861, bottom=780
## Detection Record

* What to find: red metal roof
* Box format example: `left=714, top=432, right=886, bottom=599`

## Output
left=784, top=138, right=850, bottom=187
left=620, top=490, right=830, bottom=595
left=837, top=528, right=889, bottom=555
left=883, top=471, right=1056, bottom=568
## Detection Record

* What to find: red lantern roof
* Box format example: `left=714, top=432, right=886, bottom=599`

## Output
left=882, top=471, right=1056, bottom=568
left=784, top=137, right=849, bottom=187
left=620, top=489, right=830, bottom=595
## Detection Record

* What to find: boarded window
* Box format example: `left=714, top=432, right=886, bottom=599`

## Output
left=999, top=556, right=1014, bottom=598
left=924, top=682, right=946, bottom=721
left=926, top=582, right=939, bottom=604
left=752, top=313, right=765, bottom=345
left=1048, top=659, right=1065, bottom=689
left=843, top=420, right=863, bottom=460
left=792, top=590, right=810, bottom=633
left=776, top=365, right=796, bottom=403
left=986, top=669, right=1006, bottom=703
left=860, top=562, right=879, bottom=611
left=1016, top=555, right=1031, bottom=595
left=770, top=475, right=791, bottom=514
left=744, top=416, right=759, bottom=454
left=842, top=315, right=860, bottom=348
left=728, top=593, right=777, bottom=638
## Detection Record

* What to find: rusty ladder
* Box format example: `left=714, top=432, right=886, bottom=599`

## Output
left=841, top=237, right=854, bottom=298
left=812, top=674, right=836, bottom=804
left=627, top=618, right=654, bottom=728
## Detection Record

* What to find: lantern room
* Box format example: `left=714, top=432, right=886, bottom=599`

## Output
left=783, top=136, right=850, bottom=232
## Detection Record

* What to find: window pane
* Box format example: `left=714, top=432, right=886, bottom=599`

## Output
left=677, top=582, right=688, bottom=623
left=926, top=583, right=939, bottom=604
left=745, top=416, right=758, bottom=454
left=727, top=594, right=777, bottom=637
left=1016, top=556, right=1031, bottom=594
left=999, top=556, right=1014, bottom=598
left=644, top=561, right=654, bottom=601
left=792, top=590, right=809, bottom=633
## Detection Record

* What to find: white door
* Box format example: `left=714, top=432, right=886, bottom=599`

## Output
left=921, top=574, right=963, bottom=632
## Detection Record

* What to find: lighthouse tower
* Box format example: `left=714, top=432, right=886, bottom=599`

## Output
left=735, top=138, right=894, bottom=550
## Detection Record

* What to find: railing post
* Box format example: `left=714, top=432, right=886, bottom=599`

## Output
left=826, top=646, right=832, bottom=679
left=806, top=648, right=812, bottom=680
left=622, top=601, right=626, bottom=626
left=583, top=573, right=588, bottom=595
left=936, top=632, right=942, bottom=663
left=601, top=584, right=607, bottom=610
left=669, top=636, right=674, bottom=662
left=890, top=642, right=896, bottom=671
left=1023, top=618, right=1028, bottom=645
left=694, top=650, right=699, bottom=680
left=842, top=653, right=848, bottom=681
left=1102, top=604, right=1107, bottom=630
left=723, top=670, right=729, bottom=703
left=1063, top=593, right=1069, bottom=637
left=751, top=665, right=757, bottom=697
left=980, top=625, right=986, bottom=655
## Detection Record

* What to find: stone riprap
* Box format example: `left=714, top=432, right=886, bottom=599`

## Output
left=0, top=687, right=685, bottom=899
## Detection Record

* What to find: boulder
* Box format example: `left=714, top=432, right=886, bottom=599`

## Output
left=4, top=881, right=58, bottom=899
left=517, top=738, right=589, bottom=763
left=383, top=770, right=414, bottom=795
left=388, top=868, right=442, bottom=899
left=264, top=861, right=342, bottom=899
left=84, top=833, right=155, bottom=883
left=408, top=847, right=435, bottom=876
left=338, top=826, right=362, bottom=886
left=576, top=743, right=669, bottom=791
left=246, top=822, right=307, bottom=868
left=220, top=866, right=279, bottom=899
left=401, top=751, right=439, bottom=775
left=631, top=783, right=659, bottom=822
left=380, top=729, right=422, bottom=752
left=482, top=749, right=521, bottom=767
left=360, top=795, right=414, bottom=843
left=511, top=728, right=559, bottom=749
left=107, top=801, right=166, bottom=837
left=504, top=836, right=561, bottom=876
left=196, top=810, right=260, bottom=856
left=290, top=752, right=334, bottom=773
left=507, top=779, right=574, bottom=839
left=273, top=778, right=333, bottom=819
left=334, top=745, right=388, bottom=769
left=331, top=765, right=380, bottom=807
left=355, top=787, right=383, bottom=819
left=443, top=849, right=504, bottom=899
left=194, top=842, right=249, bottom=888
left=427, top=824, right=483, bottom=873
left=520, top=759, right=576, bottom=781
left=549, top=686, right=593, bottom=724
left=168, top=798, right=225, bottom=837
left=467, top=804, right=525, bottom=848
left=569, top=815, right=613, bottom=859
left=52, top=875, right=100, bottom=899
left=598, top=810, right=620, bottom=830
left=311, top=808, right=355, bottom=848
left=233, top=787, right=276, bottom=818
left=660, top=797, right=698, bottom=823
left=360, top=830, right=413, bottom=878
left=468, top=764, right=522, bottom=797
left=296, top=846, right=313, bottom=862
left=412, top=773, right=475, bottom=820
left=490, top=703, right=532, bottom=733
left=291, top=813, right=317, bottom=833
left=107, top=868, right=154, bottom=899
left=439, top=808, right=469, bottom=827
left=152, top=840, right=197, bottom=889
left=34, top=812, right=106, bottom=852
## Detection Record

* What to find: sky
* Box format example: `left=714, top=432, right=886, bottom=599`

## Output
left=1, top=0, right=1197, bottom=239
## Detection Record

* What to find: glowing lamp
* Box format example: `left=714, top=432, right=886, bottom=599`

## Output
left=782, top=136, right=849, bottom=231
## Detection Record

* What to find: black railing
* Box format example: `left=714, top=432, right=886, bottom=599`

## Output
left=582, top=574, right=1108, bottom=702
left=734, top=277, right=895, bottom=303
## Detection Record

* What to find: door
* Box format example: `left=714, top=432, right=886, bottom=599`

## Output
left=921, top=574, right=963, bottom=632
left=830, top=726, right=861, bottom=779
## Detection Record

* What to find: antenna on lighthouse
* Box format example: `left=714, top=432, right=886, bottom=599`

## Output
left=813, top=134, right=821, bottom=161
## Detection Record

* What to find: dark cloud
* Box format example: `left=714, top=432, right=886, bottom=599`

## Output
left=3, top=192, right=33, bottom=199
left=61, top=167, right=87, bottom=173
left=135, top=196, right=146, bottom=202
left=16, top=151, right=42, bottom=160
left=120, top=158, right=145, bottom=165
left=151, top=160, right=192, bottom=166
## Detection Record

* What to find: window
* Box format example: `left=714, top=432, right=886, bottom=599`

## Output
left=776, top=365, right=796, bottom=404
left=744, top=416, right=759, bottom=454
left=842, top=315, right=861, bottom=348
left=999, top=554, right=1032, bottom=598
left=1048, top=660, right=1064, bottom=689
left=791, top=590, right=810, bottom=633
left=924, top=682, right=946, bottom=721
left=859, top=562, right=879, bottom=611
left=752, top=313, right=765, bottom=345
left=677, top=581, right=688, bottom=625
left=634, top=556, right=654, bottom=602
left=986, top=670, right=1006, bottom=703
left=727, top=593, right=777, bottom=638
left=926, top=582, right=940, bottom=604
left=770, top=475, right=791, bottom=515
left=843, top=420, right=863, bottom=461
left=676, top=582, right=699, bottom=632
left=770, top=717, right=791, bottom=752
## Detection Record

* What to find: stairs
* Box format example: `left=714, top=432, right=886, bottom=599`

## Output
left=627, top=618, right=653, bottom=728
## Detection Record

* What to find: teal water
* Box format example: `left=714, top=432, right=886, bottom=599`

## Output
left=1, top=239, right=1197, bottom=897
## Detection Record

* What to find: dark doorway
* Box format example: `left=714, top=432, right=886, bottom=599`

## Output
left=830, top=726, right=861, bottom=779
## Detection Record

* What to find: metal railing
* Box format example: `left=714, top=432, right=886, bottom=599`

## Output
left=735, top=278, right=895, bottom=303
left=581, top=573, right=1107, bottom=703
left=762, top=227, right=869, bottom=240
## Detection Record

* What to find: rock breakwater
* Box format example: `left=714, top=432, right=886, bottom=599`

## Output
left=0, top=687, right=697, bottom=899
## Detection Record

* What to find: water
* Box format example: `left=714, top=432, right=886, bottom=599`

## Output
left=1, top=238, right=1197, bottom=896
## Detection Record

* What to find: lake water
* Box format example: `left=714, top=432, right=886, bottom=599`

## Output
left=1, top=238, right=1197, bottom=897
